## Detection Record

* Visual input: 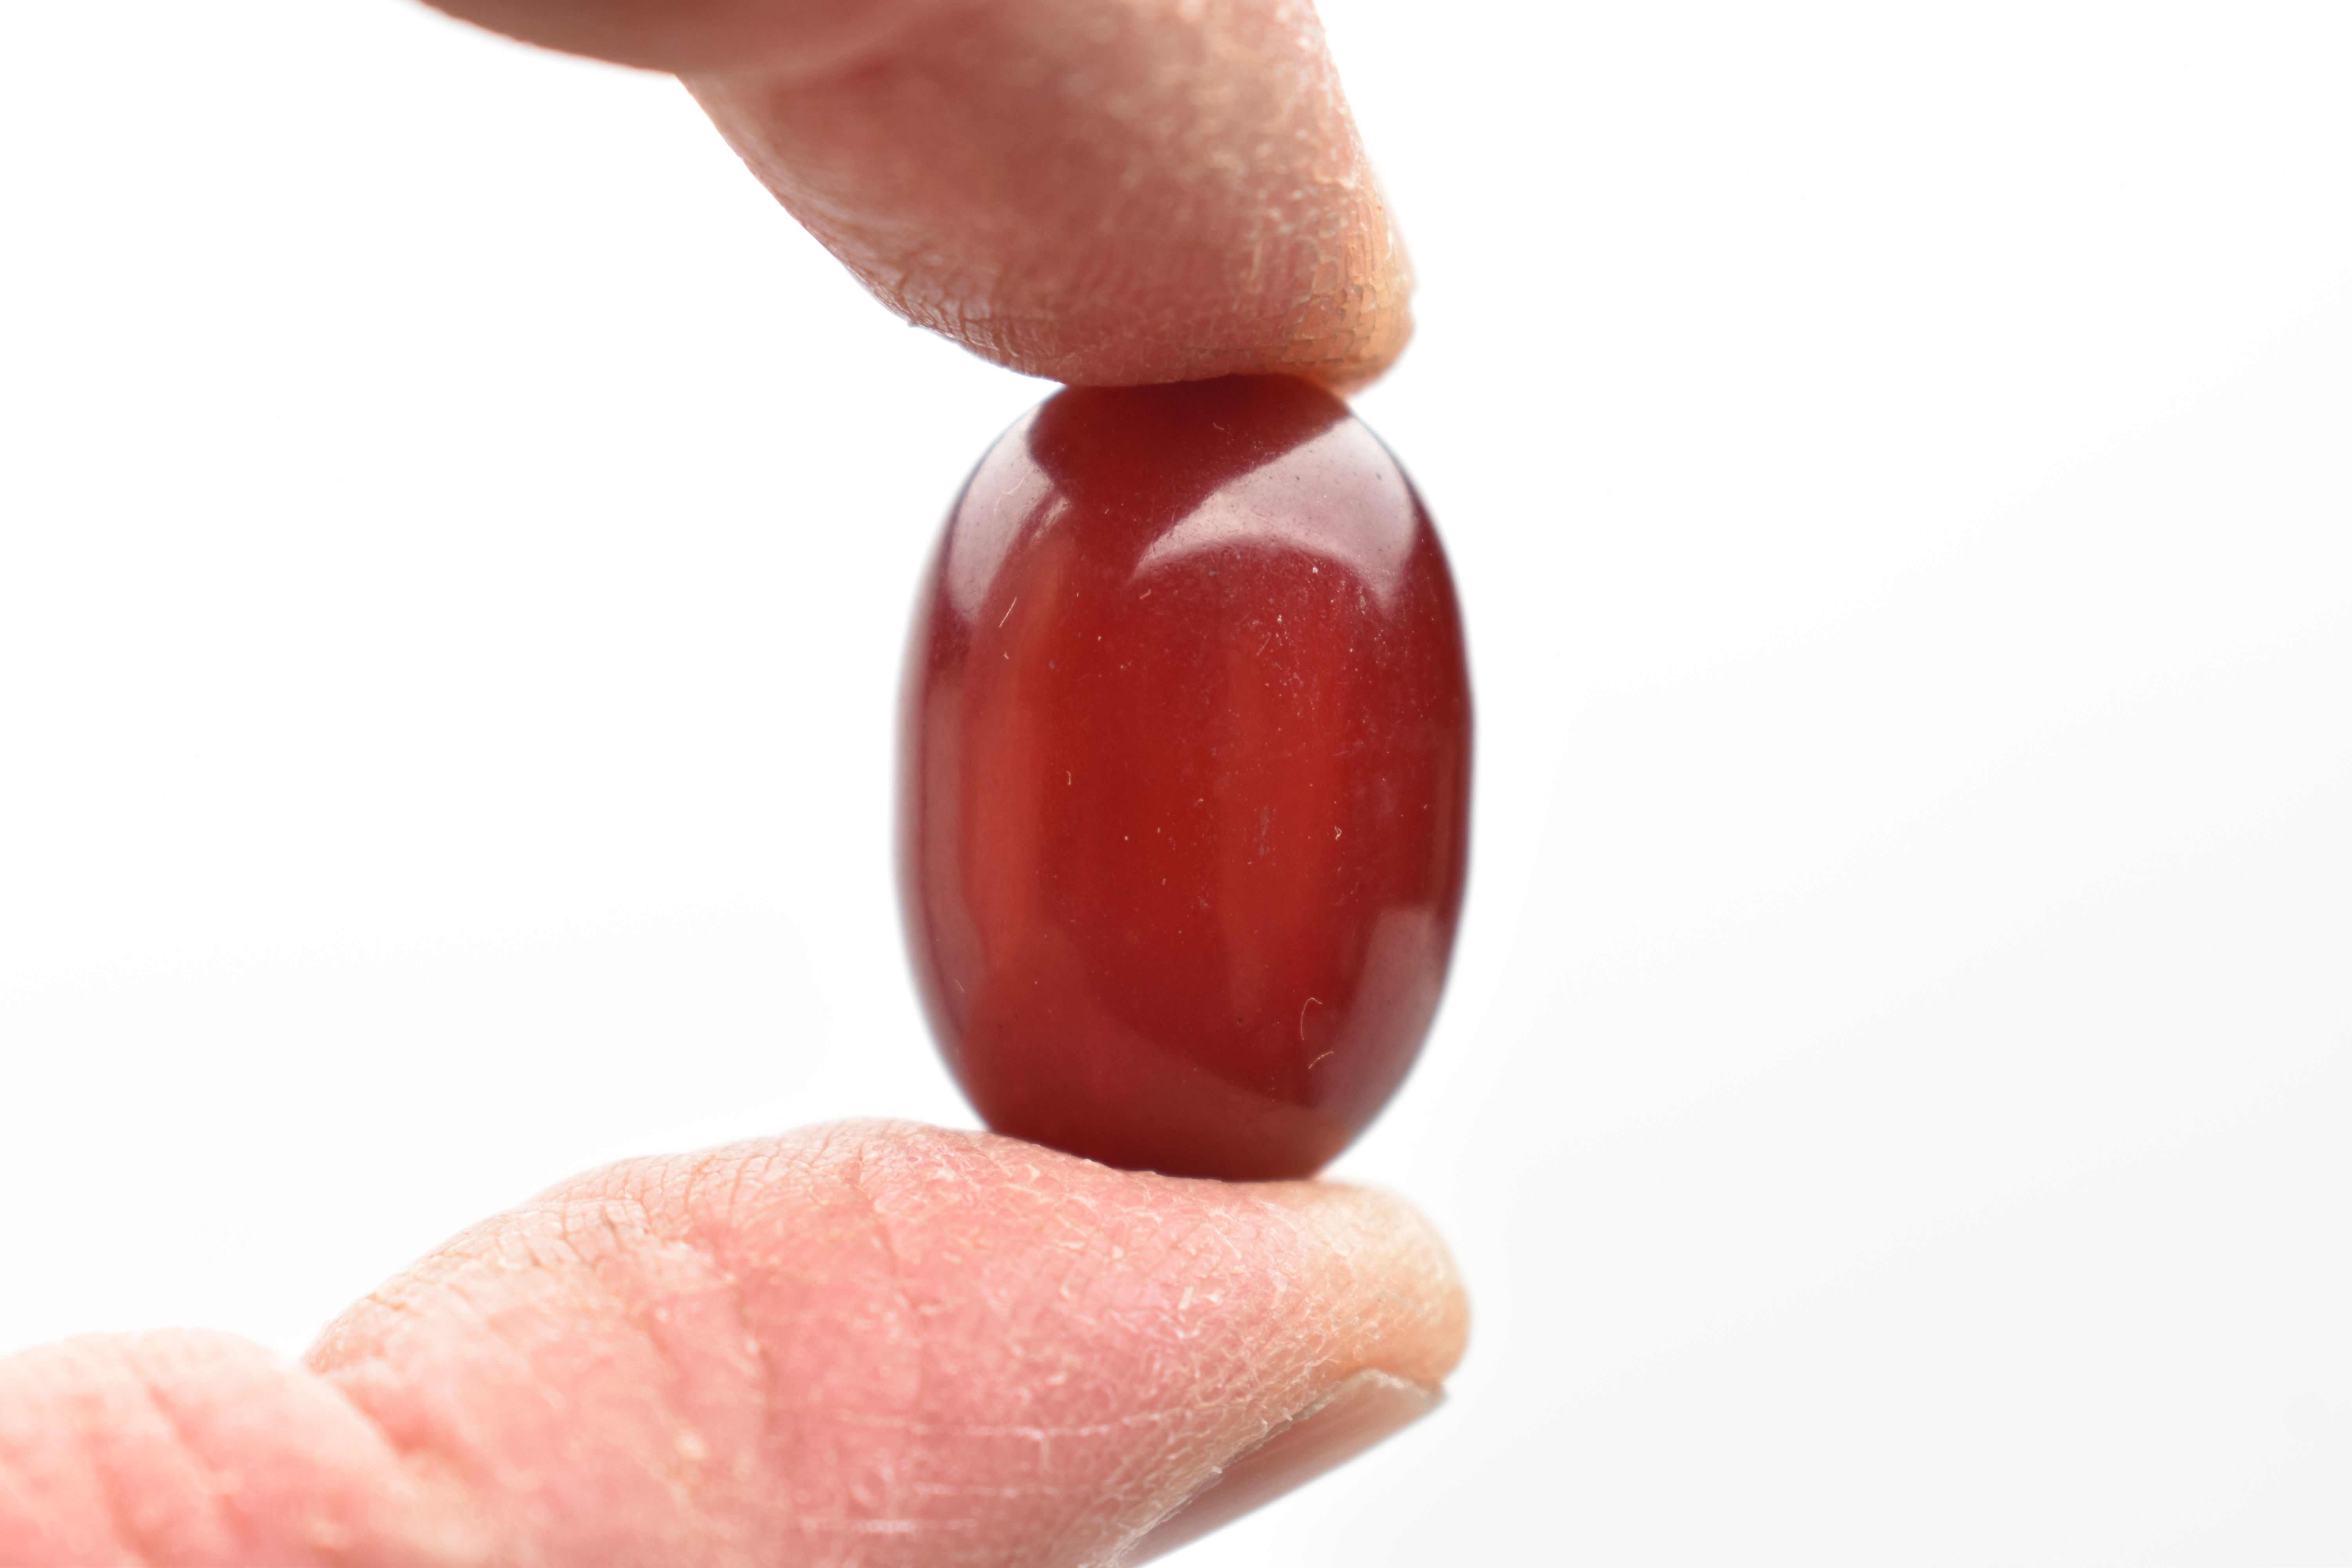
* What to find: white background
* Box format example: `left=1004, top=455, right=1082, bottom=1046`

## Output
left=4, top=2, right=2349, bottom=1560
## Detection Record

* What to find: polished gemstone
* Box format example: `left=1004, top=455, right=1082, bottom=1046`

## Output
left=899, top=376, right=1471, bottom=1180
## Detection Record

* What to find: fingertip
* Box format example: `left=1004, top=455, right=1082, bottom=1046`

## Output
left=683, top=0, right=1414, bottom=389
left=299, top=1123, right=1464, bottom=1563
left=416, top=0, right=1412, bottom=388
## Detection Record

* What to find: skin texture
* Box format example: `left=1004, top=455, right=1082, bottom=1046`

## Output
left=428, top=0, right=1413, bottom=388
left=0, top=1123, right=1466, bottom=1565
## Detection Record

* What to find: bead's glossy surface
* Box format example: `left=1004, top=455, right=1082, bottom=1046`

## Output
left=899, top=376, right=1471, bottom=1180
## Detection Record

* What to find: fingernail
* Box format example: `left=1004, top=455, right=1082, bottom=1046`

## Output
left=1121, top=1371, right=1444, bottom=1564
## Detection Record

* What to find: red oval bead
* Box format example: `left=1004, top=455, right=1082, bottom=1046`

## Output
left=898, top=376, right=1472, bottom=1180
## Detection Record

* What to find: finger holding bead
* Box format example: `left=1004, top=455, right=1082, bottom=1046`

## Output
left=421, top=0, right=1414, bottom=389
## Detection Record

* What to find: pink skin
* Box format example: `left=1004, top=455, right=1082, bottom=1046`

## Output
left=1, top=3, right=1454, bottom=1560
left=0, top=1126, right=1465, bottom=1564
left=437, top=0, right=1414, bottom=389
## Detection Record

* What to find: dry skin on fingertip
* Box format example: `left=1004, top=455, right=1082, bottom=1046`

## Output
left=0, top=1124, right=1462, bottom=1564
left=296, top=1122, right=1463, bottom=1564
left=418, top=0, right=1413, bottom=387
left=686, top=0, right=1413, bottom=389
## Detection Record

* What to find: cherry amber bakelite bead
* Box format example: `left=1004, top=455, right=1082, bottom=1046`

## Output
left=898, top=376, right=1471, bottom=1180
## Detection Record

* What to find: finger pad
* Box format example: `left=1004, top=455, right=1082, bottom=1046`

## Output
left=309, top=1122, right=1461, bottom=1563
left=688, top=0, right=1412, bottom=387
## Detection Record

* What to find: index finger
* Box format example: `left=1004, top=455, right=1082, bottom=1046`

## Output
left=426, top=0, right=1413, bottom=389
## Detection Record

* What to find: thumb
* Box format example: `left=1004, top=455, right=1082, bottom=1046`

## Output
left=0, top=1122, right=1466, bottom=1565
